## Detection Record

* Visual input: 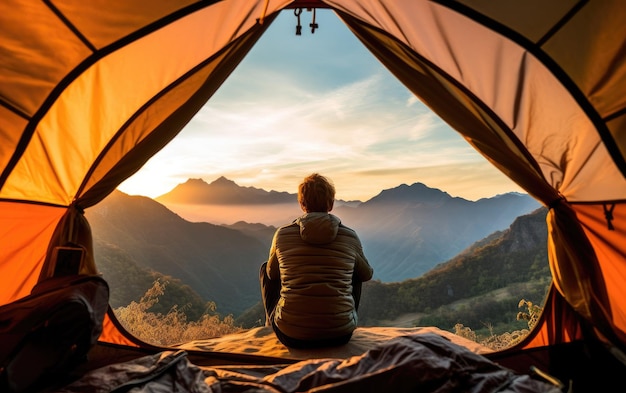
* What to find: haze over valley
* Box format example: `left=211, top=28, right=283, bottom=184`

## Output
left=86, top=177, right=546, bottom=328
left=154, top=177, right=541, bottom=281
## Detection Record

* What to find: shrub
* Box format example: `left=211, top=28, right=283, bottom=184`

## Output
left=454, top=299, right=543, bottom=351
left=114, top=280, right=243, bottom=345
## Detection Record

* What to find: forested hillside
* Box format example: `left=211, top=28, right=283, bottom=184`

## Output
left=88, top=185, right=548, bottom=332
left=357, top=207, right=550, bottom=334
left=86, top=190, right=268, bottom=316
left=94, top=240, right=217, bottom=321
left=235, top=207, right=551, bottom=334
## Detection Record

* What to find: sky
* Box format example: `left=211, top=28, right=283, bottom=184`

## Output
left=117, top=9, right=523, bottom=203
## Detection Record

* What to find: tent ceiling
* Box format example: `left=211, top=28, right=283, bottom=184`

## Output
left=1, top=0, right=625, bottom=358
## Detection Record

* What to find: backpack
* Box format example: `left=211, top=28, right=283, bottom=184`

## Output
left=0, top=274, right=109, bottom=393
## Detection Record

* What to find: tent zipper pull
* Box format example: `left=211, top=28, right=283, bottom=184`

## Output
left=294, top=8, right=302, bottom=35
left=603, top=203, right=615, bottom=230
left=309, top=8, right=318, bottom=33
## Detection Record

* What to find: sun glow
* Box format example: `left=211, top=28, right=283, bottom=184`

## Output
left=118, top=10, right=523, bottom=202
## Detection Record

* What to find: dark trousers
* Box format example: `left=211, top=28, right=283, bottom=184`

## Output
left=259, top=262, right=362, bottom=349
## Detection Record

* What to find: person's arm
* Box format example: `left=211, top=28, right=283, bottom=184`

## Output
left=354, top=238, right=373, bottom=282
left=266, top=230, right=281, bottom=280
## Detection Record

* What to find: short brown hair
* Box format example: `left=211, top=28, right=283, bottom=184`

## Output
left=298, top=173, right=335, bottom=213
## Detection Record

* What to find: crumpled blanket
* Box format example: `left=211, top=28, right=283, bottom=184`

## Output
left=175, top=325, right=492, bottom=359
left=53, top=333, right=562, bottom=393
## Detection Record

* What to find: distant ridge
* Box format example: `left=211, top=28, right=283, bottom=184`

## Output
left=148, top=177, right=540, bottom=281
left=334, top=183, right=540, bottom=281
left=91, top=180, right=544, bottom=317
left=87, top=188, right=547, bottom=327
left=356, top=207, right=551, bottom=327
left=87, top=189, right=269, bottom=316
left=364, top=182, right=455, bottom=206
left=156, top=177, right=296, bottom=205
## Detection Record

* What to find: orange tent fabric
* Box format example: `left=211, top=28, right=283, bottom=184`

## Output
left=1, top=0, right=625, bottom=363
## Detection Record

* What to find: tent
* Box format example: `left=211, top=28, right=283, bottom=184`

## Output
left=1, top=0, right=625, bottom=390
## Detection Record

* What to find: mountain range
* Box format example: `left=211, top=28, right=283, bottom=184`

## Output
left=86, top=177, right=542, bottom=316
left=86, top=191, right=266, bottom=316
left=156, top=177, right=541, bottom=281
left=156, top=177, right=297, bottom=205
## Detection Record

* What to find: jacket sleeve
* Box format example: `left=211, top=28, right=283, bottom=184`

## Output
left=354, top=236, right=373, bottom=282
left=266, top=230, right=280, bottom=280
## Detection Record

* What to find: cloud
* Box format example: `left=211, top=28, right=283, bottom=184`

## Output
left=121, top=69, right=502, bottom=201
left=118, top=9, right=521, bottom=202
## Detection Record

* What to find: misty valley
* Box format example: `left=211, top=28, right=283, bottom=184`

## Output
left=86, top=177, right=551, bottom=349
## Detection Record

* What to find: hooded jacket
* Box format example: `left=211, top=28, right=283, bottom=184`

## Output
left=266, top=212, right=373, bottom=340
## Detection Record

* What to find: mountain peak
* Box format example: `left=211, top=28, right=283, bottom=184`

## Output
left=183, top=178, right=209, bottom=185
left=156, top=177, right=296, bottom=205
left=365, top=182, right=455, bottom=206
left=211, top=176, right=237, bottom=186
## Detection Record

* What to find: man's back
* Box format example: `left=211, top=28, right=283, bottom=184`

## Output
left=268, top=212, right=372, bottom=340
left=260, top=173, right=373, bottom=348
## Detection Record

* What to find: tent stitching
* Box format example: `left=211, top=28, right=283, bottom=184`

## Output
left=436, top=0, right=626, bottom=176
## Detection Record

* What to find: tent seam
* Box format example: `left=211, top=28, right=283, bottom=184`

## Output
left=0, top=2, right=215, bottom=193
left=434, top=0, right=626, bottom=180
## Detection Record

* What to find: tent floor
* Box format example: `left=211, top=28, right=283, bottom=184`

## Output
left=487, top=339, right=626, bottom=391
left=50, top=333, right=625, bottom=392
